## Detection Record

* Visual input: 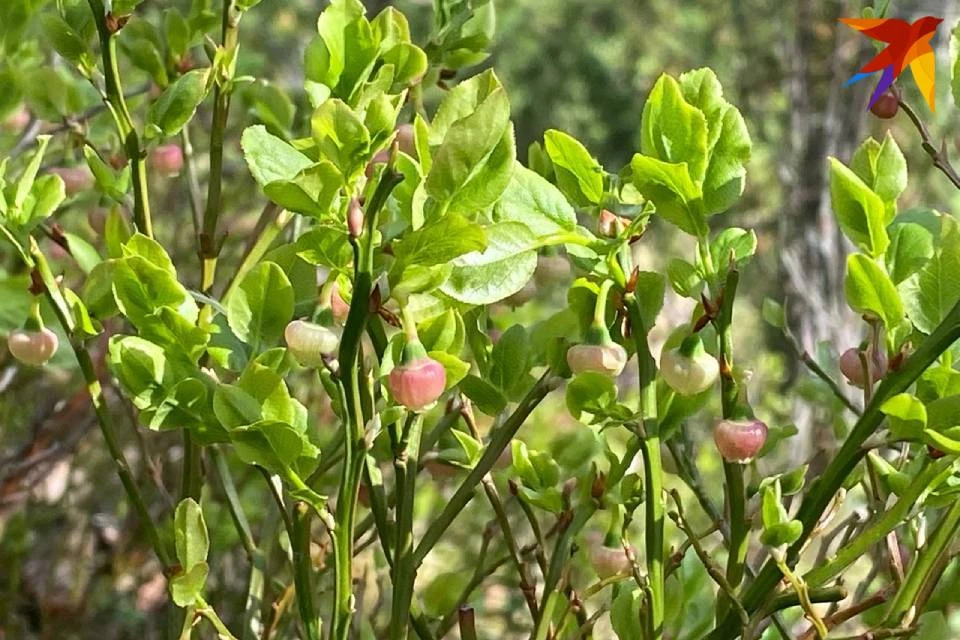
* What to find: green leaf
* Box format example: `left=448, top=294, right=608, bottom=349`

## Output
left=174, top=498, right=209, bottom=569
left=145, top=69, right=209, bottom=139
left=293, top=225, right=353, bottom=269
left=242, top=125, right=313, bottom=186
left=679, top=68, right=751, bottom=214
left=381, top=42, right=427, bottom=92
left=760, top=482, right=786, bottom=529
left=112, top=256, right=196, bottom=328
left=829, top=158, right=889, bottom=257
left=306, top=0, right=378, bottom=100
left=459, top=374, right=507, bottom=416
left=566, top=372, right=618, bottom=423
left=213, top=384, right=262, bottom=429
left=761, top=520, right=803, bottom=547
left=263, top=161, right=343, bottom=219
left=641, top=74, right=709, bottom=184
left=490, top=325, right=530, bottom=395
left=844, top=253, right=903, bottom=330
left=634, top=271, right=666, bottom=330
left=84, top=147, right=130, bottom=203
left=227, top=262, right=294, bottom=351
left=442, top=125, right=516, bottom=218
left=709, top=227, right=757, bottom=268
left=428, top=350, right=470, bottom=389
left=881, top=393, right=927, bottom=441
left=493, top=164, right=578, bottom=237
left=392, top=213, right=487, bottom=267
left=418, top=309, right=465, bottom=354
left=426, top=71, right=511, bottom=206
left=311, top=98, right=370, bottom=178
left=886, top=222, right=934, bottom=285
left=440, top=222, right=538, bottom=305
left=108, top=336, right=166, bottom=409
left=850, top=133, right=907, bottom=220
left=629, top=155, right=705, bottom=236
left=900, top=216, right=960, bottom=334
left=667, top=258, right=702, bottom=298
left=169, top=562, right=208, bottom=607
left=543, top=129, right=604, bottom=206
left=41, top=14, right=89, bottom=66
left=230, top=420, right=319, bottom=477
left=762, top=298, right=786, bottom=329
left=611, top=587, right=643, bottom=640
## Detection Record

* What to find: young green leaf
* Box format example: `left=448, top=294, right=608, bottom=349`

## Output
left=844, top=254, right=903, bottom=330
left=227, top=262, right=295, bottom=351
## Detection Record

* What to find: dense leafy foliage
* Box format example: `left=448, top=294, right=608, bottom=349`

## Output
left=6, top=0, right=960, bottom=639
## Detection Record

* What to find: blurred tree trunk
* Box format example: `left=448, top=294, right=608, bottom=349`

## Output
left=778, top=0, right=868, bottom=468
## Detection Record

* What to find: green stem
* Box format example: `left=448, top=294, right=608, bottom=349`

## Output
left=775, top=554, right=826, bottom=639
left=882, top=498, right=960, bottom=627
left=709, top=299, right=960, bottom=639
left=292, top=503, right=322, bottom=640
left=198, top=0, right=242, bottom=318
left=330, top=170, right=402, bottom=640
left=412, top=372, right=559, bottom=567
left=389, top=414, right=424, bottom=639
left=714, top=270, right=747, bottom=621
left=593, top=279, right=613, bottom=326
left=624, top=289, right=663, bottom=639
left=28, top=242, right=172, bottom=567
left=86, top=0, right=152, bottom=238
left=195, top=595, right=240, bottom=640
left=211, top=447, right=256, bottom=557
left=181, top=430, right=203, bottom=502
left=640, top=437, right=665, bottom=638
left=805, top=457, right=955, bottom=587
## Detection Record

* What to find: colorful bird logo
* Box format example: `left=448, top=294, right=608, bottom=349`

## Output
left=841, top=16, right=943, bottom=111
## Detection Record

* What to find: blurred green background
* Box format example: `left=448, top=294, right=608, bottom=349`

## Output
left=3, top=0, right=960, bottom=638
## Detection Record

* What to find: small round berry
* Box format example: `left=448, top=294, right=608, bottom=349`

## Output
left=659, top=335, right=719, bottom=396
left=567, top=342, right=628, bottom=377
left=839, top=346, right=887, bottom=388
left=713, top=418, right=768, bottom=464
left=284, top=319, right=339, bottom=367
left=8, top=327, right=59, bottom=366
left=388, top=354, right=447, bottom=411
left=47, top=166, right=93, bottom=196
left=149, top=144, right=184, bottom=176
left=870, top=91, right=899, bottom=119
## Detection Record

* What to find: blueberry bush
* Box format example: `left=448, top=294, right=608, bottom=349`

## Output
left=4, top=1, right=960, bottom=639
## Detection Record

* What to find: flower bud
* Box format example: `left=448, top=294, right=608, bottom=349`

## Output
left=2, top=106, right=30, bottom=132
left=586, top=532, right=633, bottom=578
left=330, top=284, right=350, bottom=324
left=568, top=320, right=628, bottom=377
left=47, top=166, right=93, bottom=196
left=535, top=254, right=571, bottom=286
left=870, top=91, right=899, bottom=119
left=928, top=445, right=947, bottom=460
left=567, top=342, right=628, bottom=377
left=659, top=335, right=719, bottom=395
left=347, top=198, right=364, bottom=238
left=505, top=280, right=537, bottom=306
left=388, top=341, right=447, bottom=411
left=8, top=327, right=59, bottom=366
left=597, top=209, right=628, bottom=237
left=395, top=123, right=416, bottom=156
left=149, top=144, right=184, bottom=176
left=713, top=418, right=768, bottom=464
left=284, top=319, right=339, bottom=367
left=839, top=346, right=887, bottom=388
